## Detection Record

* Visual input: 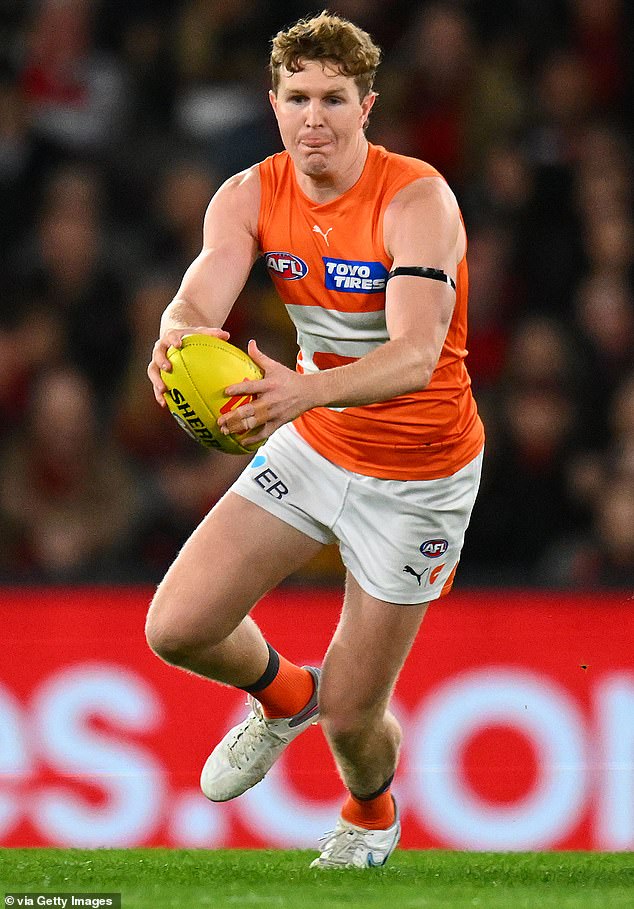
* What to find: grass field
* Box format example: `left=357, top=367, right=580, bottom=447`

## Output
left=2, top=849, right=633, bottom=909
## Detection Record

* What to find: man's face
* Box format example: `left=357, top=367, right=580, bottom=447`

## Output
left=269, top=60, right=375, bottom=178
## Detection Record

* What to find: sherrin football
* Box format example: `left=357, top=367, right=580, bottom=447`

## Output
left=160, top=334, right=264, bottom=454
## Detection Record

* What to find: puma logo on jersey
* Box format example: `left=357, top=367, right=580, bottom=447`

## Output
left=403, top=562, right=446, bottom=587
left=313, top=224, right=333, bottom=246
left=403, top=565, right=424, bottom=585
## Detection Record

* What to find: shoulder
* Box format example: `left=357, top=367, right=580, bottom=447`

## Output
left=212, top=164, right=262, bottom=209
left=205, top=164, right=262, bottom=237
left=383, top=176, right=463, bottom=261
left=370, top=143, right=444, bottom=183
left=387, top=173, right=458, bottom=219
left=369, top=145, right=461, bottom=242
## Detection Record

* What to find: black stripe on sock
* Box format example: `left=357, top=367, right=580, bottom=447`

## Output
left=352, top=773, right=395, bottom=802
left=241, top=642, right=280, bottom=693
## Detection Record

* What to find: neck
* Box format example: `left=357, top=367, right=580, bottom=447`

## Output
left=295, top=136, right=370, bottom=203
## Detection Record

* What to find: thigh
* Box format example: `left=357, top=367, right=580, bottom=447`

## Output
left=320, top=572, right=428, bottom=717
left=149, top=490, right=324, bottom=641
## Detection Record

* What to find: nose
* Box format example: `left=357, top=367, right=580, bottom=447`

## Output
left=304, top=99, right=324, bottom=128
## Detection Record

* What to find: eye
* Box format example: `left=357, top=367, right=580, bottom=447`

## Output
left=325, top=96, right=344, bottom=105
left=288, top=94, right=307, bottom=104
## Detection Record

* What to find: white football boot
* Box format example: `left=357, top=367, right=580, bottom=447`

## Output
left=200, top=666, right=320, bottom=802
left=310, top=802, right=400, bottom=869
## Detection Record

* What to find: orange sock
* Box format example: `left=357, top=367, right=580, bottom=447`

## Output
left=341, top=790, right=396, bottom=830
left=245, top=646, right=315, bottom=719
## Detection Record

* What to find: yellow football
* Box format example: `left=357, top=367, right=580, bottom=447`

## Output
left=160, top=334, right=264, bottom=454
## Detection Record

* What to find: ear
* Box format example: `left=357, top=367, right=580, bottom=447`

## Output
left=360, top=91, right=377, bottom=128
left=268, top=90, right=278, bottom=117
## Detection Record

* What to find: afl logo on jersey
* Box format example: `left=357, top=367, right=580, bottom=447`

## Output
left=420, top=539, right=449, bottom=558
left=265, top=251, right=309, bottom=280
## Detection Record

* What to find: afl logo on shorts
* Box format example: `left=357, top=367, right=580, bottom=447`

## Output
left=265, top=251, right=309, bottom=280
left=420, top=539, right=449, bottom=558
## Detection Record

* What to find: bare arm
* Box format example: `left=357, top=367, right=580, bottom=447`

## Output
left=220, top=176, right=464, bottom=441
left=147, top=166, right=261, bottom=405
left=305, top=176, right=462, bottom=406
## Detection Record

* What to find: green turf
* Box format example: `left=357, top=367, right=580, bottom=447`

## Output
left=1, top=849, right=633, bottom=909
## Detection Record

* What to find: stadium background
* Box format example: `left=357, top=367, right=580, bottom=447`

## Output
left=0, top=0, right=633, bottom=852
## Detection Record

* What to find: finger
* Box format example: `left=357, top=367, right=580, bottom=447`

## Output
left=162, top=331, right=186, bottom=351
left=247, top=339, right=275, bottom=370
left=222, top=411, right=260, bottom=435
left=152, top=375, right=167, bottom=404
left=150, top=375, right=167, bottom=406
left=158, top=328, right=232, bottom=372
left=147, top=358, right=167, bottom=406
left=177, top=327, right=230, bottom=345
left=224, top=378, right=266, bottom=397
left=148, top=360, right=167, bottom=385
left=197, top=327, right=231, bottom=341
left=217, top=395, right=261, bottom=427
left=153, top=341, right=173, bottom=372
left=238, top=426, right=271, bottom=446
left=219, top=401, right=269, bottom=434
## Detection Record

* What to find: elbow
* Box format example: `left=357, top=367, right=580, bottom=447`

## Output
left=420, top=369, right=434, bottom=392
left=392, top=336, right=440, bottom=394
left=409, top=350, right=436, bottom=393
left=416, top=370, right=434, bottom=394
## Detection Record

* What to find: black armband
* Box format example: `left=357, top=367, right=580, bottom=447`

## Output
left=386, top=266, right=456, bottom=291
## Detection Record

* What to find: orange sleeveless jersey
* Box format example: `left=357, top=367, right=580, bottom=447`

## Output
left=257, top=143, right=484, bottom=480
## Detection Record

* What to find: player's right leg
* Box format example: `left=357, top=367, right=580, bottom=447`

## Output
left=145, top=489, right=322, bottom=684
left=145, top=489, right=324, bottom=800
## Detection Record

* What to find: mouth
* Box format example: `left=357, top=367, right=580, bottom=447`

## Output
left=299, top=138, right=332, bottom=150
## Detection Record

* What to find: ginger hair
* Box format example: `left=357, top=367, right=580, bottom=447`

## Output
left=270, top=11, right=381, bottom=100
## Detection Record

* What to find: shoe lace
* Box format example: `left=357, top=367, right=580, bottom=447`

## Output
left=226, top=699, right=282, bottom=770
left=317, top=825, right=369, bottom=866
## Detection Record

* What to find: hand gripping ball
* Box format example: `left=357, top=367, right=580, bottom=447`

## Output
left=160, top=334, right=264, bottom=454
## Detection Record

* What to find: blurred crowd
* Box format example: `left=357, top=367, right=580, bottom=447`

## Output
left=0, top=0, right=633, bottom=589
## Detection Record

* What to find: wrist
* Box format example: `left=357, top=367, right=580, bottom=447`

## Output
left=301, top=371, right=331, bottom=410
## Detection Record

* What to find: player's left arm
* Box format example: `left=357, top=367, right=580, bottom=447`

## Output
left=366, top=175, right=463, bottom=396
left=219, top=177, right=463, bottom=441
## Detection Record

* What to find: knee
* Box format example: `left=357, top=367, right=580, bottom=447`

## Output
left=145, top=589, right=210, bottom=667
left=318, top=695, right=370, bottom=745
left=145, top=612, right=190, bottom=667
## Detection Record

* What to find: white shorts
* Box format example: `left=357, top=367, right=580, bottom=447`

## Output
left=230, top=423, right=483, bottom=605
